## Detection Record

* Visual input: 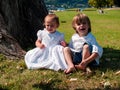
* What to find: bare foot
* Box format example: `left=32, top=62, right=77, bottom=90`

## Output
left=75, top=64, right=86, bottom=71
left=64, top=67, right=76, bottom=74
left=75, top=61, right=87, bottom=71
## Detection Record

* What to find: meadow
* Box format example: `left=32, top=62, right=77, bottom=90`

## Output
left=0, top=8, right=120, bottom=90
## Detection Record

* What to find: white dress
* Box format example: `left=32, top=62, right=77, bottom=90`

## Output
left=25, top=29, right=68, bottom=71
left=69, top=33, right=103, bottom=64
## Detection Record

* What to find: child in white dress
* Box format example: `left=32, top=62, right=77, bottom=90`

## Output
left=25, top=14, right=70, bottom=71
left=64, top=13, right=103, bottom=74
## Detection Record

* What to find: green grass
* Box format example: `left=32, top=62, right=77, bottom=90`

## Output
left=0, top=8, right=120, bottom=90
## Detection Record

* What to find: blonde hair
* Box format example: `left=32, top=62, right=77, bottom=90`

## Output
left=44, top=14, right=60, bottom=27
left=72, top=13, right=91, bottom=33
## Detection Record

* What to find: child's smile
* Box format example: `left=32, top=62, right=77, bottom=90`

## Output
left=75, top=23, right=89, bottom=37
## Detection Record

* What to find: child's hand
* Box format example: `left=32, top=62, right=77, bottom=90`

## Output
left=60, top=41, right=67, bottom=47
left=39, top=44, right=45, bottom=49
left=36, top=40, right=45, bottom=49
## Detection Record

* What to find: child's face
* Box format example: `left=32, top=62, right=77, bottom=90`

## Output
left=75, top=21, right=89, bottom=36
left=44, top=18, right=58, bottom=33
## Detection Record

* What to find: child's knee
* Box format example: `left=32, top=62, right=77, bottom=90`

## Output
left=83, top=44, right=93, bottom=53
left=83, top=44, right=89, bottom=50
left=64, top=47, right=70, bottom=52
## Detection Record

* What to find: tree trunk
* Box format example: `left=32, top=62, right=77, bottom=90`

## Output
left=0, top=0, right=48, bottom=59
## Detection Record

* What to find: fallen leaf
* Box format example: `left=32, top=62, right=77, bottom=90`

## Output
left=69, top=78, right=77, bottom=81
left=115, top=70, right=120, bottom=75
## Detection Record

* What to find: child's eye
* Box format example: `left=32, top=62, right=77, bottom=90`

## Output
left=46, top=25, right=55, bottom=27
left=83, top=22, right=86, bottom=24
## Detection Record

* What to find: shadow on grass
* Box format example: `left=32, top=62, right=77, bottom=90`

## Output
left=32, top=79, right=64, bottom=90
left=99, top=47, right=120, bottom=72
left=0, top=85, right=8, bottom=90
left=32, top=78, right=85, bottom=90
left=31, top=47, right=120, bottom=90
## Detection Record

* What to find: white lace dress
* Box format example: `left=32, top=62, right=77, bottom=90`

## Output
left=25, top=29, right=68, bottom=71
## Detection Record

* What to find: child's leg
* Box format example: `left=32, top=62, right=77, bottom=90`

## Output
left=82, top=44, right=91, bottom=60
left=63, top=47, right=75, bottom=74
left=75, top=44, right=91, bottom=70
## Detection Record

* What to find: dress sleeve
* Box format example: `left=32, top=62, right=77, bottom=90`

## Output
left=37, top=30, right=42, bottom=40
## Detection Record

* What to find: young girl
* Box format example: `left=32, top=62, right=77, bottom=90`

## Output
left=25, top=14, right=71, bottom=71
left=64, top=13, right=103, bottom=74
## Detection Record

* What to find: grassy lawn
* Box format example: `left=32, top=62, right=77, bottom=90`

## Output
left=0, top=8, right=120, bottom=90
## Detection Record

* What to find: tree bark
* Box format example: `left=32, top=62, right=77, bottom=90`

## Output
left=0, top=0, right=48, bottom=59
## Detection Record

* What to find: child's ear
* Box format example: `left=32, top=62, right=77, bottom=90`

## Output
left=57, top=24, right=59, bottom=28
